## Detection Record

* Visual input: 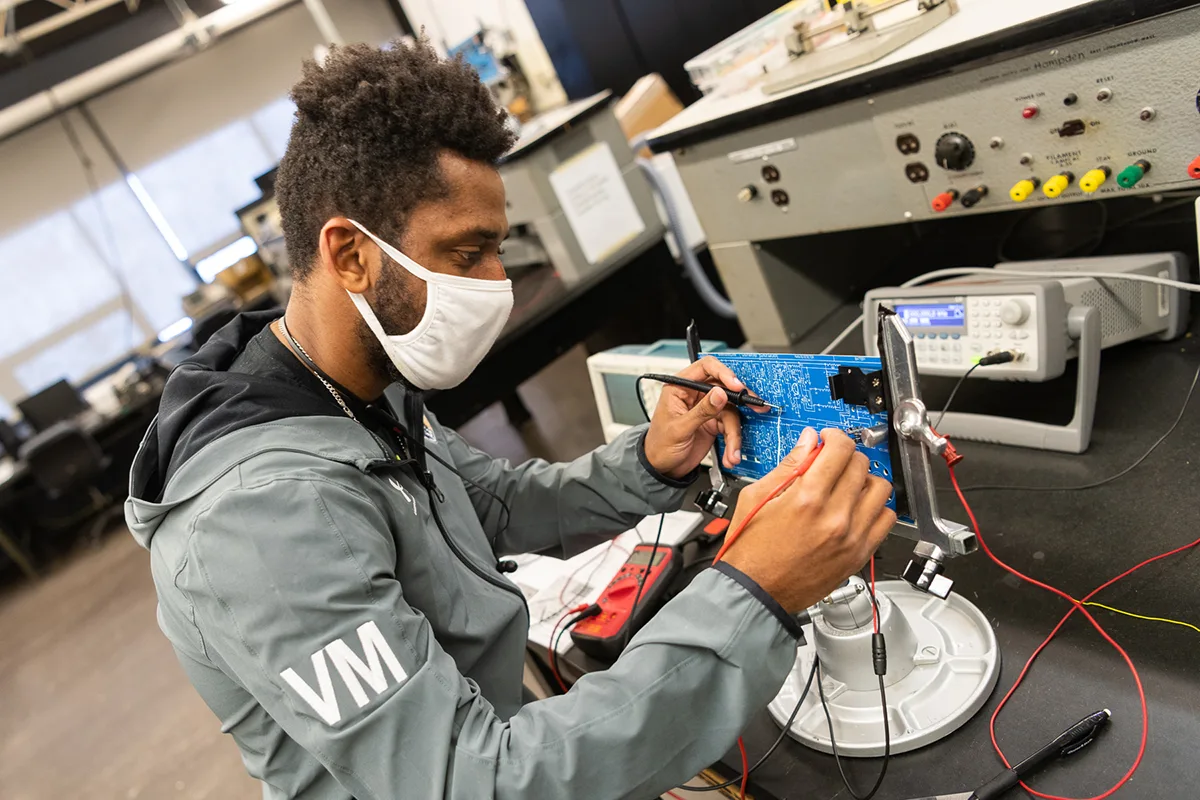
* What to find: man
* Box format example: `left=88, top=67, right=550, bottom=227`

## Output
left=127, top=40, right=895, bottom=799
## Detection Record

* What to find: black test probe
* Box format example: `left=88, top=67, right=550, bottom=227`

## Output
left=640, top=373, right=782, bottom=411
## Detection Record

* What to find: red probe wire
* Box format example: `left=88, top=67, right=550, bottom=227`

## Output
left=870, top=557, right=879, bottom=633
left=712, top=445, right=824, bottom=565
left=737, top=737, right=750, bottom=799
left=948, top=466, right=1200, bottom=800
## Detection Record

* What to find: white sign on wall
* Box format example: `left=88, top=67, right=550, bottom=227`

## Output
left=548, top=142, right=646, bottom=265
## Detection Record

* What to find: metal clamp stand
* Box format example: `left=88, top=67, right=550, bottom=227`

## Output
left=770, top=309, right=1000, bottom=755
left=878, top=308, right=976, bottom=598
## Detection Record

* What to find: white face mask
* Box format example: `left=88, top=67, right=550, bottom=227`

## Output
left=346, top=219, right=513, bottom=391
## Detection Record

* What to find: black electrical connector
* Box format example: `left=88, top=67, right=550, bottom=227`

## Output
left=829, top=366, right=887, bottom=413
left=960, top=185, right=989, bottom=208
left=871, top=633, right=887, bottom=677
left=978, top=350, right=1017, bottom=366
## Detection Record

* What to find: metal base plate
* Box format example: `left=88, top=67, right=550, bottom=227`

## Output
left=768, top=580, right=1001, bottom=757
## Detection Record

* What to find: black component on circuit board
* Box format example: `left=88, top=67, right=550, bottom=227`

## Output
left=828, top=366, right=887, bottom=414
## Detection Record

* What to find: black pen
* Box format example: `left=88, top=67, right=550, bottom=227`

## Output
left=640, top=373, right=781, bottom=411
left=969, top=709, right=1112, bottom=800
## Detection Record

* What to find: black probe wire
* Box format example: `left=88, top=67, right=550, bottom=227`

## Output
left=933, top=352, right=1020, bottom=430
left=948, top=360, right=1200, bottom=493
left=815, top=659, right=890, bottom=800
left=815, top=577, right=890, bottom=800
left=549, top=605, right=598, bottom=691
left=624, top=513, right=665, bottom=648
left=425, top=448, right=512, bottom=542
left=635, top=375, right=653, bottom=423
left=559, top=371, right=672, bottom=681
left=677, top=656, right=820, bottom=793
left=637, top=366, right=818, bottom=792
left=934, top=361, right=982, bottom=428
left=682, top=579, right=888, bottom=795
left=625, top=381, right=665, bottom=647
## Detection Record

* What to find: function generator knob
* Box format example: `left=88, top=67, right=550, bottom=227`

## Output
left=934, top=132, right=976, bottom=172
left=1000, top=299, right=1029, bottom=326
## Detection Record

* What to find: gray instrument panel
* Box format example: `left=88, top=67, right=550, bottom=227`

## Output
left=672, top=5, right=1200, bottom=246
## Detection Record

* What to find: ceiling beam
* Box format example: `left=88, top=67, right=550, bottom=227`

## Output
left=0, top=0, right=128, bottom=48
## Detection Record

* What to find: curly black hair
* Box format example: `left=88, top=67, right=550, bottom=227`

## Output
left=276, top=39, right=517, bottom=280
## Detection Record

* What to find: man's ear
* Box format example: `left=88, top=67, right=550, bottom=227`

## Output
left=318, top=217, right=374, bottom=293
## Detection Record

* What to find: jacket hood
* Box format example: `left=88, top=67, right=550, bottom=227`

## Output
left=126, top=310, right=351, bottom=547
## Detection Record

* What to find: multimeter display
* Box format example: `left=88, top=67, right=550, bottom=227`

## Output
left=627, top=549, right=667, bottom=566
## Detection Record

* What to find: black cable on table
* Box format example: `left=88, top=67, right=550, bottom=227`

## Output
left=678, top=656, right=821, bottom=793
left=951, top=360, right=1200, bottom=493
left=624, top=513, right=664, bottom=649
left=549, top=606, right=597, bottom=691
left=933, top=350, right=1020, bottom=430
left=815, top=658, right=890, bottom=800
left=934, top=361, right=982, bottom=428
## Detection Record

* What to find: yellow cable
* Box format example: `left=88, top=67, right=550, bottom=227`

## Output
left=1082, top=602, right=1200, bottom=635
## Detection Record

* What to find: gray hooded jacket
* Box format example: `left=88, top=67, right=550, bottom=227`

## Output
left=126, top=312, right=799, bottom=799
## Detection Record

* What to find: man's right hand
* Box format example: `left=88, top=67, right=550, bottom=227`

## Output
left=720, top=427, right=896, bottom=614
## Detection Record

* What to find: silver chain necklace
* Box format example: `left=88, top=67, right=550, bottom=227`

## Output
left=277, top=316, right=359, bottom=422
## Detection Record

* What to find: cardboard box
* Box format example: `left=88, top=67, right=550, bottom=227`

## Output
left=614, top=74, right=684, bottom=157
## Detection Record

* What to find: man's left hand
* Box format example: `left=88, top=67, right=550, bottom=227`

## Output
left=643, top=356, right=767, bottom=480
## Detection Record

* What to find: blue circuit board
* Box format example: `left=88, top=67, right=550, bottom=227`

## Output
left=709, top=352, right=897, bottom=511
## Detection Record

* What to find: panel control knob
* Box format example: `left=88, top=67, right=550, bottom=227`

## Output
left=1000, top=299, right=1029, bottom=326
left=934, top=132, right=976, bottom=171
left=737, top=185, right=758, bottom=203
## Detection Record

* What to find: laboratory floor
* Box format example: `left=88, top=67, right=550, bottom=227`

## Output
left=0, top=344, right=633, bottom=799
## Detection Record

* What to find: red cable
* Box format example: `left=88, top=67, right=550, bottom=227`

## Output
left=947, top=467, right=1172, bottom=800
left=737, top=736, right=750, bottom=800
left=870, top=557, right=879, bottom=633
left=665, top=792, right=686, bottom=800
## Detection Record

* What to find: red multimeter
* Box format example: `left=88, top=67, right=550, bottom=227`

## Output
left=570, top=543, right=682, bottom=662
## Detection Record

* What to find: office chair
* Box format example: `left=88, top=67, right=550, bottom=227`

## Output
left=18, top=422, right=119, bottom=538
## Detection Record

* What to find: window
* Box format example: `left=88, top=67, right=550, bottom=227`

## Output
left=0, top=95, right=294, bottom=412
left=134, top=119, right=277, bottom=258
left=0, top=179, right=196, bottom=407
left=0, top=210, right=121, bottom=361
left=13, top=310, right=143, bottom=394
left=70, top=181, right=198, bottom=333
